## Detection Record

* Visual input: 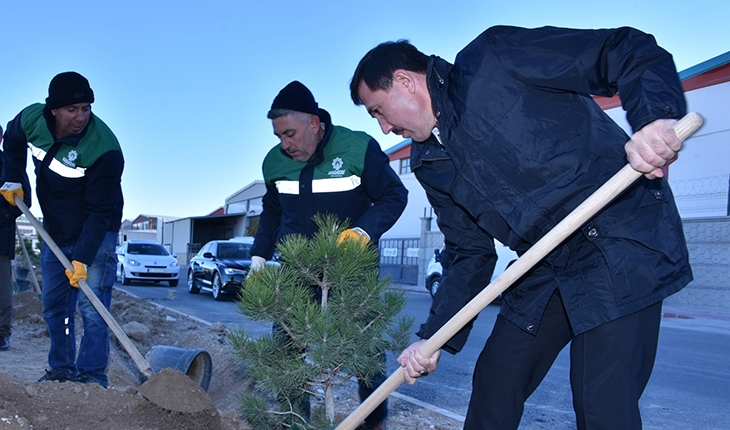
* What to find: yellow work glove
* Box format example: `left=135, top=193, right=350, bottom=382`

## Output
left=65, top=260, right=88, bottom=288
left=337, top=227, right=370, bottom=251
left=0, top=182, right=24, bottom=206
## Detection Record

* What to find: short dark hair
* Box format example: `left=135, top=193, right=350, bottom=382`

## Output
left=350, top=40, right=429, bottom=105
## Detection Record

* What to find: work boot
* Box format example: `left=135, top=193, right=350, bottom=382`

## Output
left=36, top=368, right=76, bottom=384
left=0, top=336, right=8, bottom=351
left=76, top=372, right=109, bottom=388
left=357, top=421, right=387, bottom=430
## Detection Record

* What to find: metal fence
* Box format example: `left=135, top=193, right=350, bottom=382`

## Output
left=671, top=174, right=729, bottom=218
left=379, top=237, right=420, bottom=284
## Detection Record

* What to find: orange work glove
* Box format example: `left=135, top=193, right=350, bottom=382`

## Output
left=337, top=227, right=370, bottom=251
left=65, top=260, right=88, bottom=288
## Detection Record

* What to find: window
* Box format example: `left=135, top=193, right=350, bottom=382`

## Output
left=400, top=158, right=411, bottom=174
left=248, top=197, right=263, bottom=214
left=218, top=243, right=252, bottom=259
left=199, top=242, right=212, bottom=256
left=227, top=201, right=247, bottom=214
left=128, top=243, right=168, bottom=256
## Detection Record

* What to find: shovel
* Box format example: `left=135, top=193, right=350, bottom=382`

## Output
left=13, top=197, right=213, bottom=394
left=336, top=112, right=703, bottom=429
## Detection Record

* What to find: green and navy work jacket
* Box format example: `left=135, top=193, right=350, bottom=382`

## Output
left=2, top=103, right=124, bottom=265
left=251, top=109, right=407, bottom=260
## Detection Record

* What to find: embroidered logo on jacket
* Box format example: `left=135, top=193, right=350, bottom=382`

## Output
left=62, top=150, right=78, bottom=168
left=328, top=157, right=346, bottom=177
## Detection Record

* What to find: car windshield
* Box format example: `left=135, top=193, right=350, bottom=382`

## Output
left=218, top=243, right=252, bottom=259
left=127, top=243, right=169, bottom=256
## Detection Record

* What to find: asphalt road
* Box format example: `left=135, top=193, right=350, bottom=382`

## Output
left=115, top=281, right=730, bottom=429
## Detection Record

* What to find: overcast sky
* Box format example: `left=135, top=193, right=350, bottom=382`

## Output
left=2, top=0, right=728, bottom=221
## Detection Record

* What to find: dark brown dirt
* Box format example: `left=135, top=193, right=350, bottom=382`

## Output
left=0, top=289, right=462, bottom=429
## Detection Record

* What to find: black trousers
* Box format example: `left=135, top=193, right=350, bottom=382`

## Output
left=0, top=255, right=12, bottom=338
left=464, top=290, right=662, bottom=430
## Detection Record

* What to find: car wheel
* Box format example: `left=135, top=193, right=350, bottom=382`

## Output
left=212, top=273, right=224, bottom=301
left=427, top=275, right=441, bottom=298
left=169, top=279, right=179, bottom=287
left=187, top=271, right=200, bottom=294
left=121, top=267, right=130, bottom=285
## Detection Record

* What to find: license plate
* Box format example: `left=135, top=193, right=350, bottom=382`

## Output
left=149, top=269, right=164, bottom=273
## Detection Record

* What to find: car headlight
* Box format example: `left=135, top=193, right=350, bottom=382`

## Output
left=126, top=258, right=141, bottom=267
left=223, top=267, right=246, bottom=275
left=170, top=261, right=179, bottom=268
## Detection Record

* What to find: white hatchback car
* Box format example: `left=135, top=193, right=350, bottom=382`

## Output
left=116, top=240, right=180, bottom=286
left=425, top=240, right=517, bottom=298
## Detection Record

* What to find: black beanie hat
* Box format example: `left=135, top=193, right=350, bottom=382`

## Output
left=268, top=81, right=319, bottom=117
left=45, top=72, right=95, bottom=109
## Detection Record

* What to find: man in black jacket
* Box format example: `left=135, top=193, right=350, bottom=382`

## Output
left=350, top=26, right=691, bottom=429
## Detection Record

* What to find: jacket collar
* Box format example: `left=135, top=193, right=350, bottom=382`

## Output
left=309, top=108, right=333, bottom=166
left=409, top=58, right=452, bottom=171
left=406, top=56, right=454, bottom=170
left=427, top=55, right=453, bottom=127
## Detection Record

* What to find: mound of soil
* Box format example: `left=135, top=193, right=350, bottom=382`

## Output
left=1, top=289, right=250, bottom=430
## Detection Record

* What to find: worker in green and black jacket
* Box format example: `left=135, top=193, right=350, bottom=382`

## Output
left=251, top=81, right=407, bottom=430
left=1, top=71, right=124, bottom=388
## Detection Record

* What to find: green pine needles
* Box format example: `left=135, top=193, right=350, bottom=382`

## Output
left=228, top=214, right=414, bottom=429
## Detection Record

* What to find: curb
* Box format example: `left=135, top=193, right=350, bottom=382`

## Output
left=662, top=305, right=730, bottom=322
left=391, top=284, right=730, bottom=323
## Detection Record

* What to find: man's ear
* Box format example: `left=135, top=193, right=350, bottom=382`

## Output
left=393, top=69, right=416, bottom=94
left=309, top=115, right=322, bottom=132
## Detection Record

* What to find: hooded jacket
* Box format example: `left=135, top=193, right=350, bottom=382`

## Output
left=414, top=26, right=692, bottom=353
left=252, top=109, right=407, bottom=259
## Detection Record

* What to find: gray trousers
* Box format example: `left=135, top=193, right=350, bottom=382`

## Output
left=0, top=255, right=13, bottom=337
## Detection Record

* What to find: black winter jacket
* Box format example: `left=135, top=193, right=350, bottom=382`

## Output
left=414, top=26, right=693, bottom=353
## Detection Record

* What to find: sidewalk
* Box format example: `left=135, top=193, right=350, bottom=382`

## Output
left=389, top=282, right=427, bottom=294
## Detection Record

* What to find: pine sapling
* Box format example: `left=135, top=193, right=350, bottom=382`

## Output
left=229, top=214, right=413, bottom=429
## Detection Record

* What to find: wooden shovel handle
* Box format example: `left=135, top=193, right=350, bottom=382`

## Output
left=14, top=198, right=154, bottom=378
left=15, top=222, right=42, bottom=294
left=336, top=113, right=703, bottom=429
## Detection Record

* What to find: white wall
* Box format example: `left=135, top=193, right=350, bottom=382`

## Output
left=384, top=173, right=432, bottom=238
left=164, top=218, right=193, bottom=265
left=381, top=161, right=433, bottom=238
left=605, top=81, right=730, bottom=218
